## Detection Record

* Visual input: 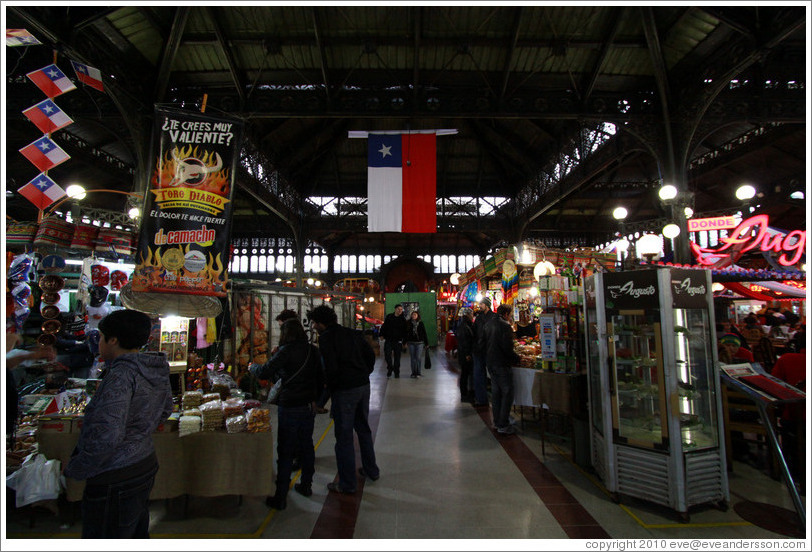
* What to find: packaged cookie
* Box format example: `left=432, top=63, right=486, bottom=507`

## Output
left=226, top=414, right=247, bottom=434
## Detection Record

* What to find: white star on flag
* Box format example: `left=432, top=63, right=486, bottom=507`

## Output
left=378, top=144, right=392, bottom=158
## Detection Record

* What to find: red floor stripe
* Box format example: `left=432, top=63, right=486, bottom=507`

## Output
left=310, top=362, right=387, bottom=538
left=473, top=404, right=610, bottom=538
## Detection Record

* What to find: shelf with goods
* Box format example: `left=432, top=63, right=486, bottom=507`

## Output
left=584, top=267, right=729, bottom=521
left=536, top=273, right=584, bottom=373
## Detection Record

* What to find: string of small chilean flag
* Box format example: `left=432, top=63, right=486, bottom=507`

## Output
left=7, top=28, right=106, bottom=219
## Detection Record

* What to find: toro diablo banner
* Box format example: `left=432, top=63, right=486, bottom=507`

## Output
left=133, top=107, right=243, bottom=296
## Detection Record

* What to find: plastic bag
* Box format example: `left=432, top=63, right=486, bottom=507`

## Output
left=266, top=379, right=282, bottom=405
left=178, top=415, right=202, bottom=437
left=246, top=408, right=271, bottom=433
left=6, top=453, right=62, bottom=507
left=225, top=414, right=247, bottom=434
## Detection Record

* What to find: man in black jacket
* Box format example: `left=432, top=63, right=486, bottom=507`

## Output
left=380, top=304, right=407, bottom=378
left=484, top=304, right=521, bottom=435
left=471, top=297, right=495, bottom=407
left=455, top=308, right=475, bottom=402
left=310, top=304, right=380, bottom=494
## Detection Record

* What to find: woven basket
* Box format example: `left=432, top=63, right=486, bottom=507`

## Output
left=33, top=217, right=74, bottom=249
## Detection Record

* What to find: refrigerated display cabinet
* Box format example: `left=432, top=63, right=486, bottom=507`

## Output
left=583, top=268, right=729, bottom=521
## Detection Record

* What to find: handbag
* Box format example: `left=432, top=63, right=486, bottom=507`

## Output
left=266, top=344, right=311, bottom=404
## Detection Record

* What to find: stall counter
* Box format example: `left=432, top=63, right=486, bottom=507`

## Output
left=37, top=429, right=275, bottom=502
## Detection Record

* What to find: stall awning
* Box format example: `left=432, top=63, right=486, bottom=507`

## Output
left=720, top=281, right=805, bottom=301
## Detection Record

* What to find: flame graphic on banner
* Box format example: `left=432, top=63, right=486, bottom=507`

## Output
left=154, top=145, right=230, bottom=196
left=134, top=244, right=228, bottom=295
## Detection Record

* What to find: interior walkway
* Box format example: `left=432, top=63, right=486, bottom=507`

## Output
left=4, top=348, right=806, bottom=544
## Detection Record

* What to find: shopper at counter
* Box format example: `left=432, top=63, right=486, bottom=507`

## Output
left=484, top=304, right=521, bottom=435
left=514, top=310, right=537, bottom=340
left=64, top=309, right=173, bottom=539
left=310, top=304, right=380, bottom=494
left=380, top=303, right=407, bottom=378
left=405, top=310, right=429, bottom=378
left=472, top=297, right=495, bottom=407
left=250, top=318, right=323, bottom=510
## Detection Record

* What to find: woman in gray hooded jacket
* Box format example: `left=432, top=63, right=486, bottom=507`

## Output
left=65, top=309, right=173, bottom=539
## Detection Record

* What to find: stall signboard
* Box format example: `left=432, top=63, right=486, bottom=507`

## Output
left=133, top=107, right=244, bottom=296
left=603, top=269, right=660, bottom=311
left=539, top=314, right=556, bottom=360
left=690, top=214, right=806, bottom=268
left=669, top=268, right=710, bottom=309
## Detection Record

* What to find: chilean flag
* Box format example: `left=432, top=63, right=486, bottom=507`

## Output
left=26, top=64, right=77, bottom=98
left=19, top=136, right=71, bottom=173
left=367, top=133, right=436, bottom=233
left=71, top=60, right=105, bottom=92
left=22, top=99, right=74, bottom=134
left=17, top=174, right=66, bottom=210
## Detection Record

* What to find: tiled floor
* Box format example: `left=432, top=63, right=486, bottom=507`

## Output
left=4, top=349, right=808, bottom=543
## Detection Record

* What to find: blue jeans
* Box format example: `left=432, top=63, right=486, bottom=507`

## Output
left=276, top=404, right=316, bottom=496
left=331, top=384, right=379, bottom=492
left=489, top=366, right=514, bottom=429
left=407, top=342, right=423, bottom=376
left=81, top=463, right=158, bottom=538
left=383, top=340, right=402, bottom=376
left=472, top=354, right=488, bottom=404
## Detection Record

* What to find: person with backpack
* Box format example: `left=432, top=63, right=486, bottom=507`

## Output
left=309, top=304, right=380, bottom=494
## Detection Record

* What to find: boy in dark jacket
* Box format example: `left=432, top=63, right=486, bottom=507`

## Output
left=484, top=304, right=521, bottom=435
left=65, top=309, right=173, bottom=538
left=310, top=304, right=380, bottom=494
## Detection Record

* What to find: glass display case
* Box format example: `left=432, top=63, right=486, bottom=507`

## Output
left=584, top=268, right=728, bottom=521
left=159, top=316, right=189, bottom=371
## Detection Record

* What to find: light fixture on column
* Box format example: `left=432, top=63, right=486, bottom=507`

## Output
left=711, top=283, right=725, bottom=292
left=612, top=206, right=628, bottom=220
left=662, top=223, right=680, bottom=239
left=449, top=272, right=461, bottom=286
left=658, top=184, right=678, bottom=201
left=684, top=206, right=694, bottom=218
left=735, top=184, right=756, bottom=201
left=636, top=234, right=663, bottom=263
left=128, top=206, right=141, bottom=219
left=66, top=184, right=86, bottom=200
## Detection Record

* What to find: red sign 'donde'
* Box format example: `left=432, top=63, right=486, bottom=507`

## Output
left=691, top=214, right=805, bottom=268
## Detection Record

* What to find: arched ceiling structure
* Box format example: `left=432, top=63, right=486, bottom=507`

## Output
left=5, top=5, right=807, bottom=259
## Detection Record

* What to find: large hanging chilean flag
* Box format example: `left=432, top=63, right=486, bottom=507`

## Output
left=367, top=133, right=436, bottom=233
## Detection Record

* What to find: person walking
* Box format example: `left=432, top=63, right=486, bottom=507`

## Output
left=250, top=318, right=323, bottom=510
left=405, top=310, right=429, bottom=378
left=64, top=309, right=173, bottom=538
left=484, top=304, right=521, bottom=435
left=455, top=308, right=475, bottom=402
left=309, top=304, right=380, bottom=494
left=471, top=297, right=495, bottom=407
left=380, top=303, right=407, bottom=378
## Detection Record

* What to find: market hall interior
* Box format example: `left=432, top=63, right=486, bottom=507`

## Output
left=4, top=349, right=804, bottom=541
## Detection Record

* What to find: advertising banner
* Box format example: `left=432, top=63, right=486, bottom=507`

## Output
left=603, top=269, right=660, bottom=311
left=539, top=314, right=556, bottom=360
left=133, top=107, right=244, bottom=296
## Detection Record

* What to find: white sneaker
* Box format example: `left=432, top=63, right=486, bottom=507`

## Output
left=497, top=425, right=517, bottom=435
